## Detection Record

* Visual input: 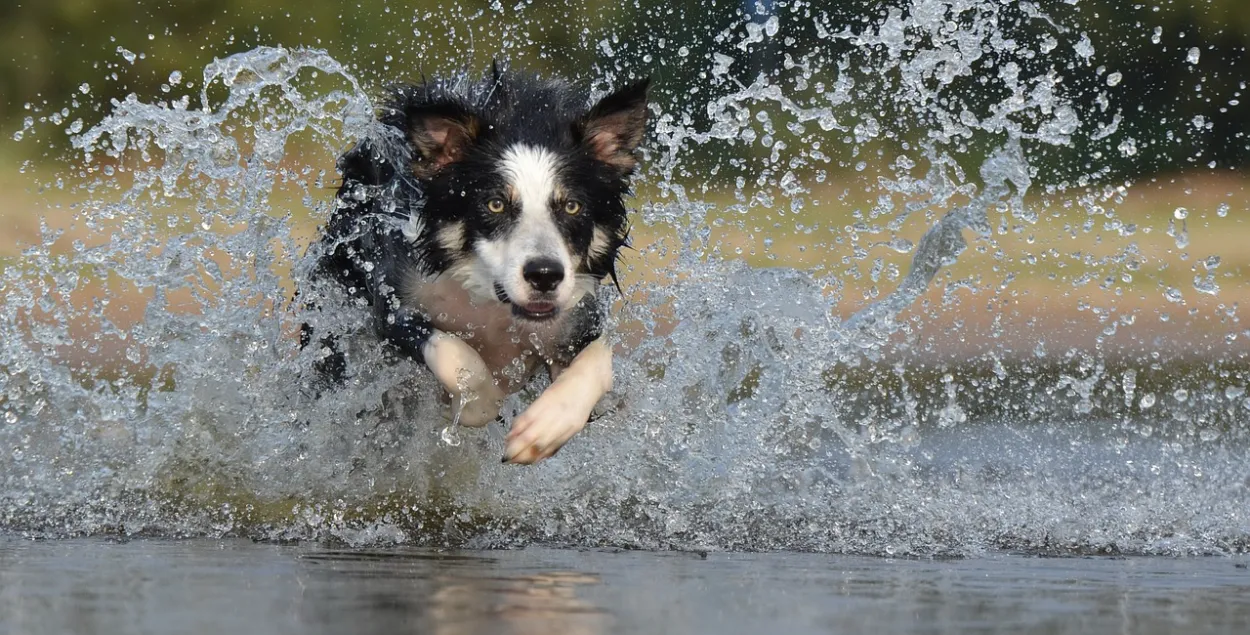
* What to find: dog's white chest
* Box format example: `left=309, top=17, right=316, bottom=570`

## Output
left=402, top=273, right=564, bottom=390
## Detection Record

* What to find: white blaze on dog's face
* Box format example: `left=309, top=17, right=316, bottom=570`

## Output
left=472, top=143, right=579, bottom=320
left=394, top=77, right=649, bottom=325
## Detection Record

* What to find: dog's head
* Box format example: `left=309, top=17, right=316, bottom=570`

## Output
left=378, top=72, right=649, bottom=322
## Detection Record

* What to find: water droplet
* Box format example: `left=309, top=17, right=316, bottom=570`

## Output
left=853, top=117, right=880, bottom=141
left=1193, top=276, right=1219, bottom=296
left=1140, top=393, right=1156, bottom=409
left=886, top=238, right=913, bottom=253
left=1106, top=72, right=1122, bottom=87
left=1216, top=203, right=1229, bottom=218
left=1186, top=47, right=1201, bottom=64
left=1163, top=287, right=1183, bottom=303
left=440, top=426, right=462, bottom=447
left=3, top=411, right=16, bottom=424
left=1173, top=207, right=1188, bottom=220
left=1074, top=34, right=1095, bottom=59
left=1173, top=388, right=1189, bottom=403
left=169, top=70, right=183, bottom=85
left=763, top=15, right=780, bottom=37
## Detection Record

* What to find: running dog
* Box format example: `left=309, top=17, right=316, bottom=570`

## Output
left=301, top=66, right=649, bottom=464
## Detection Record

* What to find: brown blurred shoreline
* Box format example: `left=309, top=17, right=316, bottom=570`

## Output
left=2, top=163, right=1246, bottom=370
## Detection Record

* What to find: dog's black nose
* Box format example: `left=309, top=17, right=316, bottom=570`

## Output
left=522, top=258, right=565, bottom=292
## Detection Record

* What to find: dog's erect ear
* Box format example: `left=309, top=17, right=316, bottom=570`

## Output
left=579, top=78, right=650, bottom=172
left=406, top=105, right=481, bottom=176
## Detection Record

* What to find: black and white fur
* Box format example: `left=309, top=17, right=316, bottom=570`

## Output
left=302, top=66, right=649, bottom=464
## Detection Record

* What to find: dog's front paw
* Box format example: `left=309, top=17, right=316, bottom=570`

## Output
left=424, top=333, right=503, bottom=428
left=503, top=381, right=594, bottom=464
left=449, top=373, right=506, bottom=428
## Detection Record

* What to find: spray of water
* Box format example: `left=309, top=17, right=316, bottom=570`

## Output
left=2, top=1, right=1247, bottom=555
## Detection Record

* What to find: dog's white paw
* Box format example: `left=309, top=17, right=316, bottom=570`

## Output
left=504, top=337, right=613, bottom=464
left=503, top=380, right=595, bottom=464
left=449, top=374, right=505, bottom=428
left=424, top=332, right=503, bottom=427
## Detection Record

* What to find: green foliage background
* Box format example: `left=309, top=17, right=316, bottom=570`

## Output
left=1, top=0, right=1246, bottom=179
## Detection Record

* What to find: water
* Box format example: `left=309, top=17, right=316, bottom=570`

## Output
left=2, top=0, right=1249, bottom=559
left=2, top=537, right=1250, bottom=634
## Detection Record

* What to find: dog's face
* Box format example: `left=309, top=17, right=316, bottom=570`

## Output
left=396, top=77, right=649, bottom=322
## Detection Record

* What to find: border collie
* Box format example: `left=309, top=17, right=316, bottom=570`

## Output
left=301, top=65, right=649, bottom=465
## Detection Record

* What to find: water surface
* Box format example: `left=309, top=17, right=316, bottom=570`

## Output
left=2, top=537, right=1249, bottom=635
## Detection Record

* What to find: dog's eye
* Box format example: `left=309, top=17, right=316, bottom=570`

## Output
left=487, top=198, right=506, bottom=214
left=563, top=200, right=582, bottom=215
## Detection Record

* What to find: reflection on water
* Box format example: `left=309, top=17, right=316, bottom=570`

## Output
left=2, top=537, right=1249, bottom=635
left=301, top=551, right=610, bottom=635
left=0, top=539, right=611, bottom=635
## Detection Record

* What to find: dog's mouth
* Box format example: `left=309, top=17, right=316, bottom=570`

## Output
left=512, top=301, right=558, bottom=321
left=494, top=283, right=560, bottom=322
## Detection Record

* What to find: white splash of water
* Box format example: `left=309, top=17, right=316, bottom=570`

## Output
left=2, top=3, right=1247, bottom=556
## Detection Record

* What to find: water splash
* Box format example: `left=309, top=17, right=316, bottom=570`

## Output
left=2, top=2, right=1248, bottom=556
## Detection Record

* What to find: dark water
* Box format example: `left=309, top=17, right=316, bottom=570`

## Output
left=2, top=537, right=1249, bottom=635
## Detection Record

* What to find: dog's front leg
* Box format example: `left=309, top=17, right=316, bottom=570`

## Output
left=504, top=337, right=613, bottom=464
left=379, top=306, right=504, bottom=428
left=422, top=331, right=506, bottom=428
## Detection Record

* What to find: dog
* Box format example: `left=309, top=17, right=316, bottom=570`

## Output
left=300, top=65, right=649, bottom=465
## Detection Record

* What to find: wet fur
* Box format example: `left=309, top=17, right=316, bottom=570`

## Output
left=300, top=65, right=649, bottom=464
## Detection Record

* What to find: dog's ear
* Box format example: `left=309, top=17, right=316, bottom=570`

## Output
left=406, top=104, right=482, bottom=177
left=579, top=78, right=650, bottom=173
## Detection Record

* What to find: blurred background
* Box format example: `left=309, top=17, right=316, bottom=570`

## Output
left=2, top=0, right=1247, bottom=171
